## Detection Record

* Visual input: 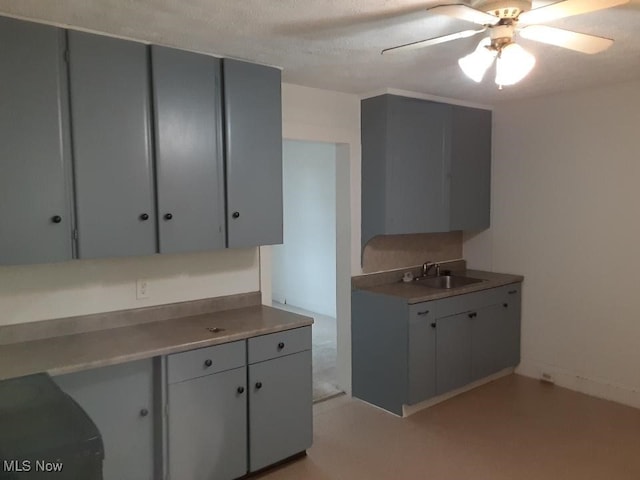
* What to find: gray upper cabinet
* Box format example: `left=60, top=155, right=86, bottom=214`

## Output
left=68, top=31, right=157, bottom=259
left=0, top=18, right=74, bottom=265
left=151, top=46, right=225, bottom=254
left=223, top=59, right=283, bottom=248
left=449, top=106, right=492, bottom=231
left=361, top=94, right=492, bottom=247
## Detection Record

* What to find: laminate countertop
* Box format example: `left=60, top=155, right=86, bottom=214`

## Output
left=0, top=304, right=312, bottom=381
left=355, top=269, right=524, bottom=304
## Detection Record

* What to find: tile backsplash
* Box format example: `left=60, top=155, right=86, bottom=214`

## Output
left=361, top=232, right=463, bottom=273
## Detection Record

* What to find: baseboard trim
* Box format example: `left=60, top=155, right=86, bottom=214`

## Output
left=402, top=368, right=515, bottom=417
left=516, top=361, right=640, bottom=410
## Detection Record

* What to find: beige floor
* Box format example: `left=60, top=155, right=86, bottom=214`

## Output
left=257, top=374, right=640, bottom=480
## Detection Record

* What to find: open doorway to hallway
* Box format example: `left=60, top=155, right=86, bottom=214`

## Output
left=271, top=140, right=342, bottom=402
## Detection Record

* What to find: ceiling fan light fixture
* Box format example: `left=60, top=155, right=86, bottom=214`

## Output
left=458, top=38, right=497, bottom=83
left=495, top=42, right=535, bottom=86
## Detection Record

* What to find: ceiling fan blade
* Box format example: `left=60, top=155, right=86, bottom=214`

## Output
left=520, top=25, right=614, bottom=54
left=426, top=4, right=499, bottom=25
left=382, top=28, right=486, bottom=55
left=519, top=0, right=629, bottom=25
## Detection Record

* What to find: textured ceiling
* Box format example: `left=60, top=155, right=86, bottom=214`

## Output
left=1, top=0, right=639, bottom=104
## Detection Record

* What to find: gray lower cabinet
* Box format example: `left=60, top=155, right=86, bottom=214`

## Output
left=223, top=59, right=283, bottom=248
left=435, top=311, right=472, bottom=395
left=352, top=283, right=522, bottom=415
left=408, top=304, right=436, bottom=405
left=247, top=327, right=313, bottom=472
left=68, top=31, right=157, bottom=259
left=167, top=367, right=247, bottom=480
left=165, top=330, right=312, bottom=479
left=54, top=359, right=155, bottom=480
left=151, top=46, right=226, bottom=254
left=0, top=17, right=74, bottom=265
left=248, top=350, right=313, bottom=472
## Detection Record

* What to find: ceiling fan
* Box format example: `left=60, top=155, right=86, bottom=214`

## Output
left=382, top=0, right=629, bottom=87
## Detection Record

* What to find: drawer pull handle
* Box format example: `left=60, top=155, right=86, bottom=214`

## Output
left=468, top=312, right=477, bottom=319
left=431, top=323, right=436, bottom=329
left=255, top=382, right=263, bottom=390
left=140, top=408, right=149, bottom=417
left=508, top=290, right=517, bottom=295
left=277, top=342, right=285, bottom=350
left=237, top=386, right=245, bottom=394
left=417, top=310, right=430, bottom=316
left=204, top=359, right=213, bottom=368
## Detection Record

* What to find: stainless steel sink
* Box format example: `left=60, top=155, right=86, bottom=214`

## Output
left=414, top=275, right=485, bottom=289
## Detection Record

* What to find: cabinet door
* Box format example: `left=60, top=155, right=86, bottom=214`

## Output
left=168, top=367, right=247, bottom=480
left=249, top=351, right=312, bottom=472
left=151, top=46, right=225, bottom=254
left=449, top=106, right=492, bottom=231
left=0, top=18, right=73, bottom=265
left=504, top=286, right=522, bottom=367
left=471, top=303, right=510, bottom=381
left=68, top=31, right=156, bottom=259
left=408, top=304, right=437, bottom=404
left=54, top=360, right=155, bottom=480
left=387, top=96, right=451, bottom=234
left=436, top=312, right=472, bottom=395
left=223, top=59, right=283, bottom=248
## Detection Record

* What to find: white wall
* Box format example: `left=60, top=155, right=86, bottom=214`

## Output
left=261, top=83, right=361, bottom=394
left=0, top=249, right=259, bottom=326
left=465, top=80, right=640, bottom=408
left=272, top=140, right=337, bottom=317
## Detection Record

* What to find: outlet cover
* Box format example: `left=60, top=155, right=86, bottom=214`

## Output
left=136, top=279, right=149, bottom=299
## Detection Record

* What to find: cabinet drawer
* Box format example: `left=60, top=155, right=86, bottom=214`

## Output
left=248, top=327, right=311, bottom=364
left=167, top=341, right=246, bottom=384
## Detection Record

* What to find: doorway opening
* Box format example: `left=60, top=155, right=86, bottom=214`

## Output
left=271, top=139, right=342, bottom=402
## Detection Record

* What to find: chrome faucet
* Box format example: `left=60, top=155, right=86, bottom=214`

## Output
left=422, top=261, right=441, bottom=277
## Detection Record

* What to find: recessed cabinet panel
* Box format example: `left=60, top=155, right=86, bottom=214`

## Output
left=436, top=312, right=472, bottom=395
left=54, top=360, right=155, bottom=480
left=223, top=59, right=283, bottom=248
left=152, top=46, right=225, bottom=254
left=0, top=18, right=73, bottom=265
left=450, top=106, right=492, bottom=231
left=168, top=366, right=247, bottom=480
left=68, top=31, right=157, bottom=259
left=471, top=303, right=510, bottom=381
left=249, top=351, right=313, bottom=471
left=386, top=96, right=451, bottom=234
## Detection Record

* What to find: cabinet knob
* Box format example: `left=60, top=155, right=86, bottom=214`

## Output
left=277, top=342, right=285, bottom=350
left=503, top=303, right=509, bottom=308
left=140, top=213, right=149, bottom=221
left=204, top=359, right=213, bottom=368
left=430, top=323, right=436, bottom=328
left=232, top=211, right=240, bottom=219
left=255, top=382, right=263, bottom=390
left=51, top=215, right=62, bottom=224
left=164, top=213, right=173, bottom=220
left=140, top=408, right=149, bottom=417
left=237, top=386, right=245, bottom=394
